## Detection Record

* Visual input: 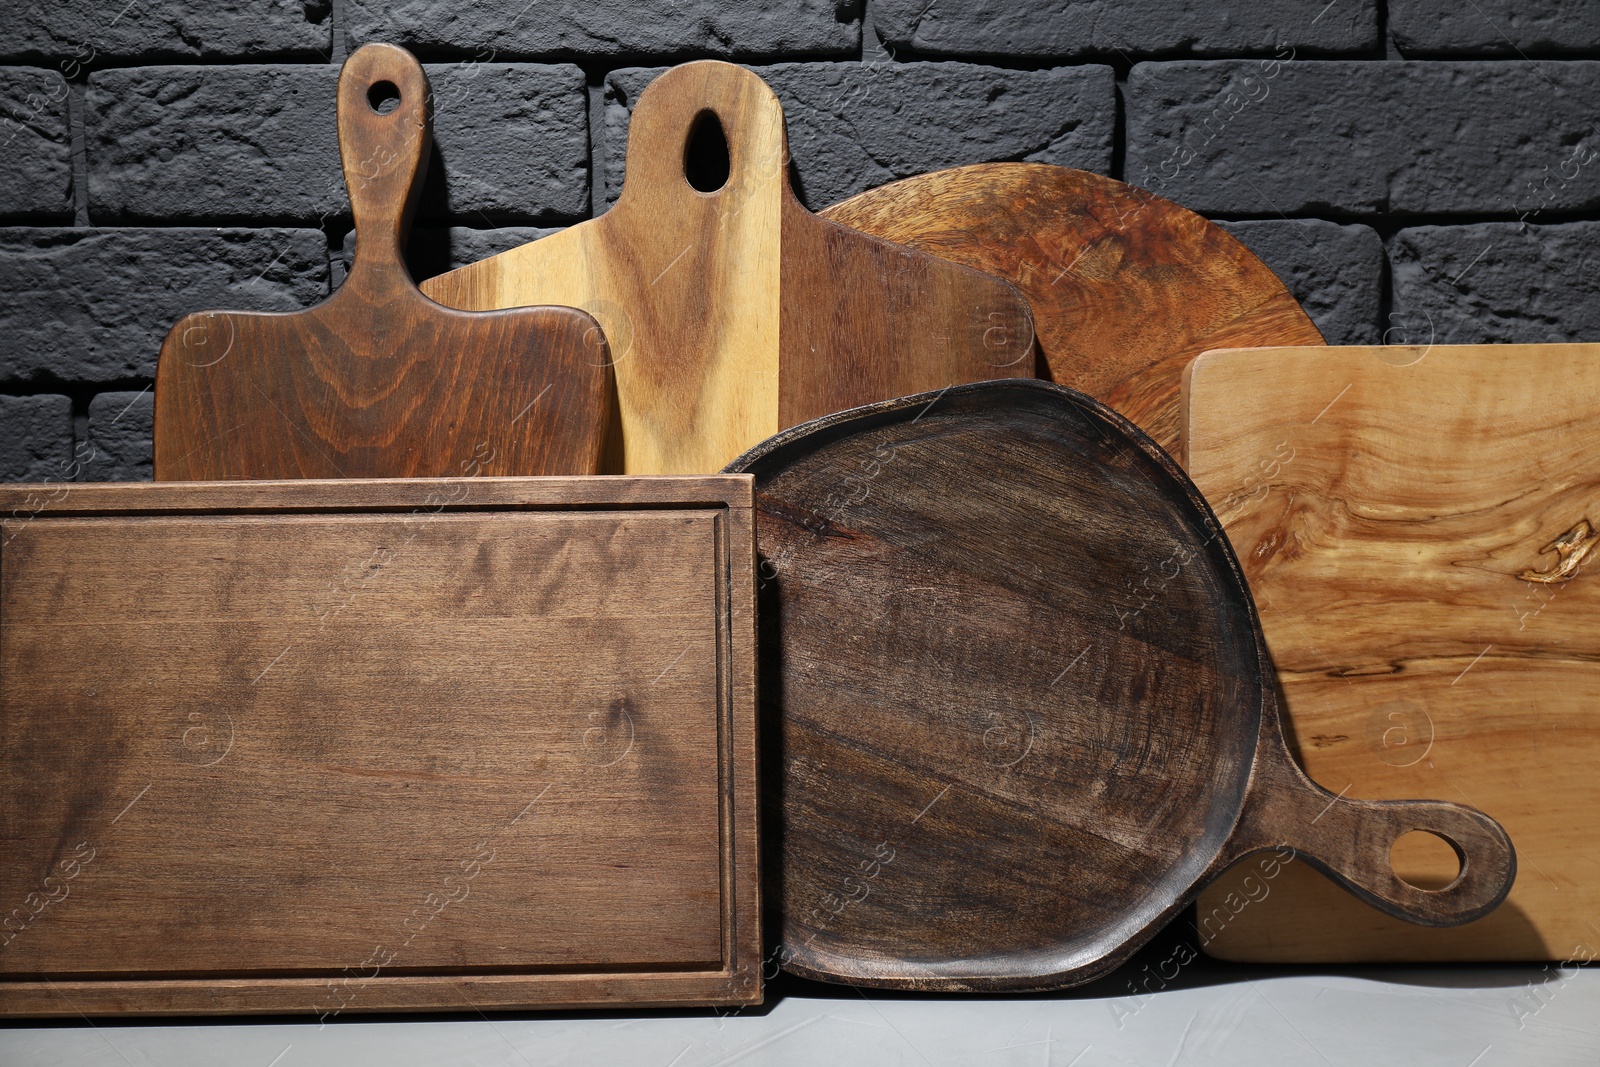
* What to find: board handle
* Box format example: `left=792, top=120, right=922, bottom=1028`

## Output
left=1228, top=750, right=1516, bottom=927
left=620, top=60, right=787, bottom=208
left=337, top=43, right=431, bottom=277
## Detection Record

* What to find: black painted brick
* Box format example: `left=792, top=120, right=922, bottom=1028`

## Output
left=0, top=227, right=327, bottom=383
left=1216, top=219, right=1383, bottom=345
left=1127, top=60, right=1600, bottom=216
left=874, top=0, right=1378, bottom=59
left=0, top=69, right=74, bottom=222
left=347, top=0, right=860, bottom=61
left=84, top=389, right=153, bottom=481
left=0, top=394, right=73, bottom=482
left=1391, top=1, right=1600, bottom=57
left=1390, top=222, right=1600, bottom=344
left=604, top=62, right=1114, bottom=210
left=86, top=63, right=588, bottom=224
left=0, top=0, right=331, bottom=64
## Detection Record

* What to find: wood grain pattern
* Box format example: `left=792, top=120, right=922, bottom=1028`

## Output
left=725, top=379, right=1512, bottom=992
left=821, top=163, right=1325, bottom=455
left=1186, top=343, right=1600, bottom=962
left=421, top=61, right=1034, bottom=475
left=154, top=43, right=611, bottom=481
left=0, top=476, right=760, bottom=1015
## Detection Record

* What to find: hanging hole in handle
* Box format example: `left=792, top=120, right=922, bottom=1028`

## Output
left=1391, top=829, right=1465, bottom=891
left=684, top=109, right=730, bottom=193
left=367, top=80, right=401, bottom=115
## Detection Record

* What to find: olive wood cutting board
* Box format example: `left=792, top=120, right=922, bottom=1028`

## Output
left=726, top=379, right=1512, bottom=991
left=0, top=476, right=759, bottom=1015
left=821, top=163, right=1325, bottom=455
left=1185, top=344, right=1596, bottom=962
left=421, top=60, right=1035, bottom=475
left=154, top=44, right=611, bottom=480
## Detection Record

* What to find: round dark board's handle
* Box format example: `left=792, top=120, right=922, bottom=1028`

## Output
left=336, top=43, right=431, bottom=277
left=1230, top=754, right=1516, bottom=927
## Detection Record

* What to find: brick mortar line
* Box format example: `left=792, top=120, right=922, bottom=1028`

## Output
left=331, top=0, right=347, bottom=64
left=25, top=217, right=1543, bottom=233
left=30, top=56, right=1600, bottom=74
left=5, top=213, right=1595, bottom=231
left=64, top=77, right=94, bottom=471
left=1376, top=229, right=1396, bottom=352
left=1379, top=0, right=1399, bottom=60
left=1110, top=68, right=1128, bottom=183
left=67, top=82, right=88, bottom=226
left=587, top=79, right=605, bottom=217
left=70, top=404, right=89, bottom=479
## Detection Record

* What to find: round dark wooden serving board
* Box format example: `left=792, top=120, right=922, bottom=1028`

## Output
left=727, top=379, right=1515, bottom=991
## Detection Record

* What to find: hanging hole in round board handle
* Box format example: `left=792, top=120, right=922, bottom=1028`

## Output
left=1391, top=828, right=1466, bottom=891
left=336, top=43, right=432, bottom=265
left=367, top=79, right=402, bottom=115
left=1243, top=771, right=1517, bottom=928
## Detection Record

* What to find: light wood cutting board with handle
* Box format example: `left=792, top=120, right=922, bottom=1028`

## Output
left=154, top=43, right=611, bottom=480
left=1185, top=343, right=1600, bottom=962
left=822, top=163, right=1325, bottom=456
left=421, top=61, right=1035, bottom=475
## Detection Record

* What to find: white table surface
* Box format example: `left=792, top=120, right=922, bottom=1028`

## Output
left=5, top=959, right=1595, bottom=1066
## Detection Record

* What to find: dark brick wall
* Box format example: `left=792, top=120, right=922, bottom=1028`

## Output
left=3, top=0, right=1598, bottom=482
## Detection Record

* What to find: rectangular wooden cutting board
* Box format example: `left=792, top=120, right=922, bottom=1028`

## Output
left=1184, top=343, right=1600, bottom=963
left=0, top=476, right=760, bottom=1014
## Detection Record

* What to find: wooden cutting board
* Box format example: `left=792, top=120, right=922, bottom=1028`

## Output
left=154, top=43, right=611, bottom=480
left=0, top=476, right=760, bottom=1015
left=1185, top=344, right=1600, bottom=962
left=821, top=163, right=1325, bottom=455
left=421, top=61, right=1035, bottom=475
left=727, top=379, right=1512, bottom=991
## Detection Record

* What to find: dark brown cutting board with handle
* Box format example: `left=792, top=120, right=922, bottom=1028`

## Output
left=420, top=61, right=1035, bottom=475
left=0, top=475, right=759, bottom=1015
left=154, top=43, right=611, bottom=480
left=725, top=379, right=1514, bottom=991
left=821, top=164, right=1325, bottom=455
